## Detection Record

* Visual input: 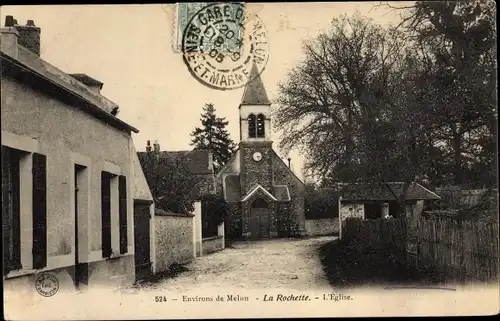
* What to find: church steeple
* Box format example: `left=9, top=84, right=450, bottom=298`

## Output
left=239, top=64, right=272, bottom=142
left=240, top=63, right=271, bottom=106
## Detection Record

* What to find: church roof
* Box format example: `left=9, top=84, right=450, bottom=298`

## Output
left=273, top=185, right=291, bottom=202
left=223, top=174, right=242, bottom=202
left=240, top=63, right=271, bottom=105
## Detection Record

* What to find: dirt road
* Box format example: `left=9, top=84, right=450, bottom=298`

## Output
left=133, top=236, right=337, bottom=292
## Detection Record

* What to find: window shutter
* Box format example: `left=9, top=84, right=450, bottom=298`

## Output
left=32, top=153, right=47, bottom=269
left=101, top=172, right=112, bottom=258
left=118, top=175, right=128, bottom=254
left=2, top=146, right=12, bottom=275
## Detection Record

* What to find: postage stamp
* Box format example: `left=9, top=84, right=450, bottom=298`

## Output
left=180, top=2, right=270, bottom=90
left=174, top=2, right=210, bottom=53
left=35, top=273, right=59, bottom=297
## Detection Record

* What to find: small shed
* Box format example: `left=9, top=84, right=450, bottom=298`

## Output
left=337, top=182, right=441, bottom=240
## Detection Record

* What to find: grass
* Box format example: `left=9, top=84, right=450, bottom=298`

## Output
left=318, top=239, right=443, bottom=288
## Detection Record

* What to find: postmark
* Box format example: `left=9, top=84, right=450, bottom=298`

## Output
left=181, top=2, right=270, bottom=90
left=35, top=273, right=59, bottom=297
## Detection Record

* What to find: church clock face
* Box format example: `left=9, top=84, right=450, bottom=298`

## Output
left=253, top=152, right=263, bottom=162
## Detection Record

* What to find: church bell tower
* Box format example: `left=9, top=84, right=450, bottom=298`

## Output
left=239, top=64, right=272, bottom=143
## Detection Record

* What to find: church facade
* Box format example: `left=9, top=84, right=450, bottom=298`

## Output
left=215, top=65, right=306, bottom=240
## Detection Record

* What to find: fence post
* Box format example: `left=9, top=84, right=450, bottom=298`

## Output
left=338, top=197, right=343, bottom=240
left=218, top=221, right=225, bottom=250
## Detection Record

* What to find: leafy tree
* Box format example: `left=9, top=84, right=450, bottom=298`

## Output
left=304, top=184, right=340, bottom=219
left=190, top=103, right=237, bottom=172
left=138, top=152, right=202, bottom=214
left=200, top=194, right=228, bottom=238
left=382, top=0, right=497, bottom=187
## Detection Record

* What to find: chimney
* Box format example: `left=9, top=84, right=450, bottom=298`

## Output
left=146, top=140, right=152, bottom=152
left=15, top=19, right=41, bottom=56
left=287, top=157, right=291, bottom=168
left=1, top=15, right=20, bottom=58
left=153, top=140, right=160, bottom=152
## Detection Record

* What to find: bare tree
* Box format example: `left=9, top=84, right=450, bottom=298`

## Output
left=274, top=13, right=439, bottom=214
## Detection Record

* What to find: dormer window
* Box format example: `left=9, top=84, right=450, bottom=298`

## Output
left=248, top=114, right=257, bottom=138
left=256, top=114, right=265, bottom=138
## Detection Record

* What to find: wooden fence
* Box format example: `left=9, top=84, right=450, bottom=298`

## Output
left=417, top=217, right=499, bottom=284
left=342, top=215, right=499, bottom=285
left=342, top=216, right=407, bottom=251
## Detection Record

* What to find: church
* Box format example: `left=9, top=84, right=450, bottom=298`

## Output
left=215, top=64, right=306, bottom=240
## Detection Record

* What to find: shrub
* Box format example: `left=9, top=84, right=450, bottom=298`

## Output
left=201, top=194, right=228, bottom=238
left=305, top=187, right=339, bottom=219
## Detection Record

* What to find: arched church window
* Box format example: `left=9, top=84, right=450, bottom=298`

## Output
left=251, top=198, right=268, bottom=209
left=248, top=114, right=257, bottom=138
left=256, top=114, right=265, bottom=138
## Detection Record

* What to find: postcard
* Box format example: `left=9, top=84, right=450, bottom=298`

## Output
left=1, top=2, right=499, bottom=320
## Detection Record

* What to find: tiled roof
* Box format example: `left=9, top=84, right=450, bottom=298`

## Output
left=240, top=63, right=271, bottom=105
left=137, top=150, right=213, bottom=175
left=339, top=182, right=441, bottom=201
left=223, top=174, right=241, bottom=202
left=155, top=208, right=194, bottom=217
left=273, top=185, right=291, bottom=201
left=15, top=45, right=118, bottom=114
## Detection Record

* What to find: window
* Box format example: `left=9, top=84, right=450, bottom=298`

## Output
left=248, top=114, right=256, bottom=138
left=118, top=175, right=128, bottom=254
left=101, top=172, right=112, bottom=258
left=2, top=146, right=22, bottom=275
left=256, top=114, right=265, bottom=138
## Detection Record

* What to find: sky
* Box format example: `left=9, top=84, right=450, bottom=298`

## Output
left=1, top=3, right=407, bottom=181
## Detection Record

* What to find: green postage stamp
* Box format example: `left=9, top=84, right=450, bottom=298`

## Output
left=174, top=2, right=245, bottom=53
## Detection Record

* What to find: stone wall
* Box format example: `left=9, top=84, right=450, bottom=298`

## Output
left=239, top=141, right=274, bottom=195
left=218, top=141, right=306, bottom=239
left=202, top=236, right=224, bottom=255
left=305, top=218, right=339, bottom=236
left=154, top=213, right=194, bottom=273
left=272, top=150, right=306, bottom=235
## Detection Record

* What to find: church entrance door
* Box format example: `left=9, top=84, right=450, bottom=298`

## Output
left=249, top=198, right=270, bottom=239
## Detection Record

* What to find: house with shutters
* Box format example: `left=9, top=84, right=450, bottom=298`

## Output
left=215, top=64, right=307, bottom=240
left=1, top=16, right=155, bottom=292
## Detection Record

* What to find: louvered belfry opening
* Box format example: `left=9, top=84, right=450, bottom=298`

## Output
left=248, top=114, right=257, bottom=138
left=256, top=114, right=265, bottom=138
